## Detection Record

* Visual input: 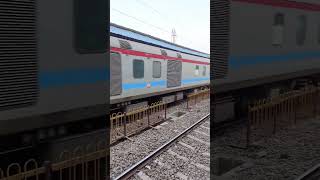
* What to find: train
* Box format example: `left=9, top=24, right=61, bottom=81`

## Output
left=212, top=0, right=320, bottom=123
left=110, top=23, right=210, bottom=111
left=0, top=0, right=108, bottom=161
left=0, top=0, right=212, bottom=165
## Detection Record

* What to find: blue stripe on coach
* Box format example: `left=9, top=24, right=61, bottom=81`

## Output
left=181, top=77, right=210, bottom=85
left=229, top=51, right=320, bottom=68
left=122, top=78, right=209, bottom=90
left=40, top=68, right=109, bottom=88
left=122, top=80, right=166, bottom=90
left=38, top=51, right=320, bottom=88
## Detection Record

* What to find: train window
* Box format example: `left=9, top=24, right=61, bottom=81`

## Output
left=272, top=13, right=284, bottom=46
left=274, top=13, right=284, bottom=26
left=195, top=65, right=200, bottom=76
left=296, top=15, right=307, bottom=46
left=74, top=0, right=108, bottom=54
left=153, top=61, right=161, bottom=78
left=133, top=59, right=144, bottom=79
left=203, top=66, right=206, bottom=76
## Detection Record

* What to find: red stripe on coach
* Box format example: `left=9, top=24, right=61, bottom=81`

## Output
left=111, top=47, right=210, bottom=65
left=233, top=0, right=320, bottom=11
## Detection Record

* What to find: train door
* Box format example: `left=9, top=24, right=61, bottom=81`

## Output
left=167, top=60, right=182, bottom=88
left=110, top=52, right=122, bottom=96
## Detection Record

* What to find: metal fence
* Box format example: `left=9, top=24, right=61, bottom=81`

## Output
left=0, top=145, right=107, bottom=180
left=186, top=89, right=210, bottom=109
left=110, top=101, right=167, bottom=144
left=110, top=88, right=210, bottom=144
left=244, top=87, right=320, bottom=147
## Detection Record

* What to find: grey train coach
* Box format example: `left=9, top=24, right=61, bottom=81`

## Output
left=212, top=0, right=320, bottom=122
left=0, top=0, right=108, bottom=153
left=110, top=24, right=210, bottom=111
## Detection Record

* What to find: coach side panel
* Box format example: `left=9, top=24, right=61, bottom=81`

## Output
left=213, top=1, right=320, bottom=92
left=0, top=0, right=108, bottom=135
left=110, top=37, right=209, bottom=104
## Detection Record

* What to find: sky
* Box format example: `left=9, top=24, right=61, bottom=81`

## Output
left=110, top=0, right=210, bottom=54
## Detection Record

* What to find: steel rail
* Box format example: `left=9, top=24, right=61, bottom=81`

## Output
left=295, top=163, right=320, bottom=180
left=113, top=113, right=210, bottom=180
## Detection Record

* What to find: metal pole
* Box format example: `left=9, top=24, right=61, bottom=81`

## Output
left=44, top=161, right=52, bottom=180
left=273, top=105, right=277, bottom=135
left=0, top=168, right=3, bottom=179
left=124, top=112, right=127, bottom=138
left=164, top=103, right=167, bottom=120
left=187, top=96, right=189, bottom=110
left=147, top=106, right=150, bottom=127
left=294, top=96, right=297, bottom=125
left=246, top=110, right=251, bottom=148
left=313, top=90, right=317, bottom=118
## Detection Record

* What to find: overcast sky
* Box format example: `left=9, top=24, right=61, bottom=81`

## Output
left=110, top=0, right=210, bottom=54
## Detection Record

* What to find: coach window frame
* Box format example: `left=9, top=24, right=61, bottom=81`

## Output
left=110, top=52, right=122, bottom=95
left=152, top=61, right=162, bottom=78
left=195, top=65, right=200, bottom=76
left=272, top=13, right=285, bottom=47
left=74, top=0, right=107, bottom=54
left=133, top=59, right=144, bottom=79
left=296, top=15, right=307, bottom=46
left=203, top=66, right=206, bottom=76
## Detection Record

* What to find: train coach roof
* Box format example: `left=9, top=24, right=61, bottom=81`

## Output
left=110, top=23, right=210, bottom=59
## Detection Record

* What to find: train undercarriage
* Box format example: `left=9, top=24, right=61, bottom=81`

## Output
left=212, top=73, right=320, bottom=124
left=110, top=85, right=210, bottom=114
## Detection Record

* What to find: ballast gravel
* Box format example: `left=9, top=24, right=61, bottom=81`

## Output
left=129, top=119, right=210, bottom=180
left=212, top=117, right=320, bottom=180
left=110, top=99, right=210, bottom=179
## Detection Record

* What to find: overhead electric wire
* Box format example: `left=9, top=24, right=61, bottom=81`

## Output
left=132, top=0, right=199, bottom=47
left=111, top=3, right=208, bottom=53
left=134, top=0, right=165, bottom=20
left=111, top=8, right=171, bottom=34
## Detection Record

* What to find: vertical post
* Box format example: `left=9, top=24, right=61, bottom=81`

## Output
left=0, top=168, right=3, bottom=179
left=294, top=96, right=297, bottom=125
left=269, top=102, right=273, bottom=135
left=147, top=106, right=150, bottom=127
left=123, top=112, right=127, bottom=138
left=99, top=155, right=107, bottom=180
left=187, top=96, right=189, bottom=110
left=289, top=97, right=292, bottom=126
left=105, top=150, right=109, bottom=180
left=44, top=161, right=52, bottom=180
left=246, top=108, right=251, bottom=148
left=313, top=90, right=317, bottom=118
left=273, top=104, right=277, bottom=135
left=164, top=103, right=167, bottom=120
left=315, top=87, right=319, bottom=118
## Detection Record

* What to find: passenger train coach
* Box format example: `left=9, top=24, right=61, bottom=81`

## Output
left=0, top=0, right=108, bottom=160
left=110, top=24, right=210, bottom=111
left=212, top=0, right=320, bottom=122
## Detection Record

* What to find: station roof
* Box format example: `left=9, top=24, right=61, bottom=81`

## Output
left=110, top=23, right=210, bottom=59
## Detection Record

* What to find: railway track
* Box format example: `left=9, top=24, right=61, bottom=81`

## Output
left=296, top=163, right=320, bottom=180
left=113, top=113, right=210, bottom=180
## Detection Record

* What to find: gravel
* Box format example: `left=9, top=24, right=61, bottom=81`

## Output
left=212, top=117, right=320, bottom=180
left=130, top=119, right=210, bottom=180
left=110, top=98, right=210, bottom=179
